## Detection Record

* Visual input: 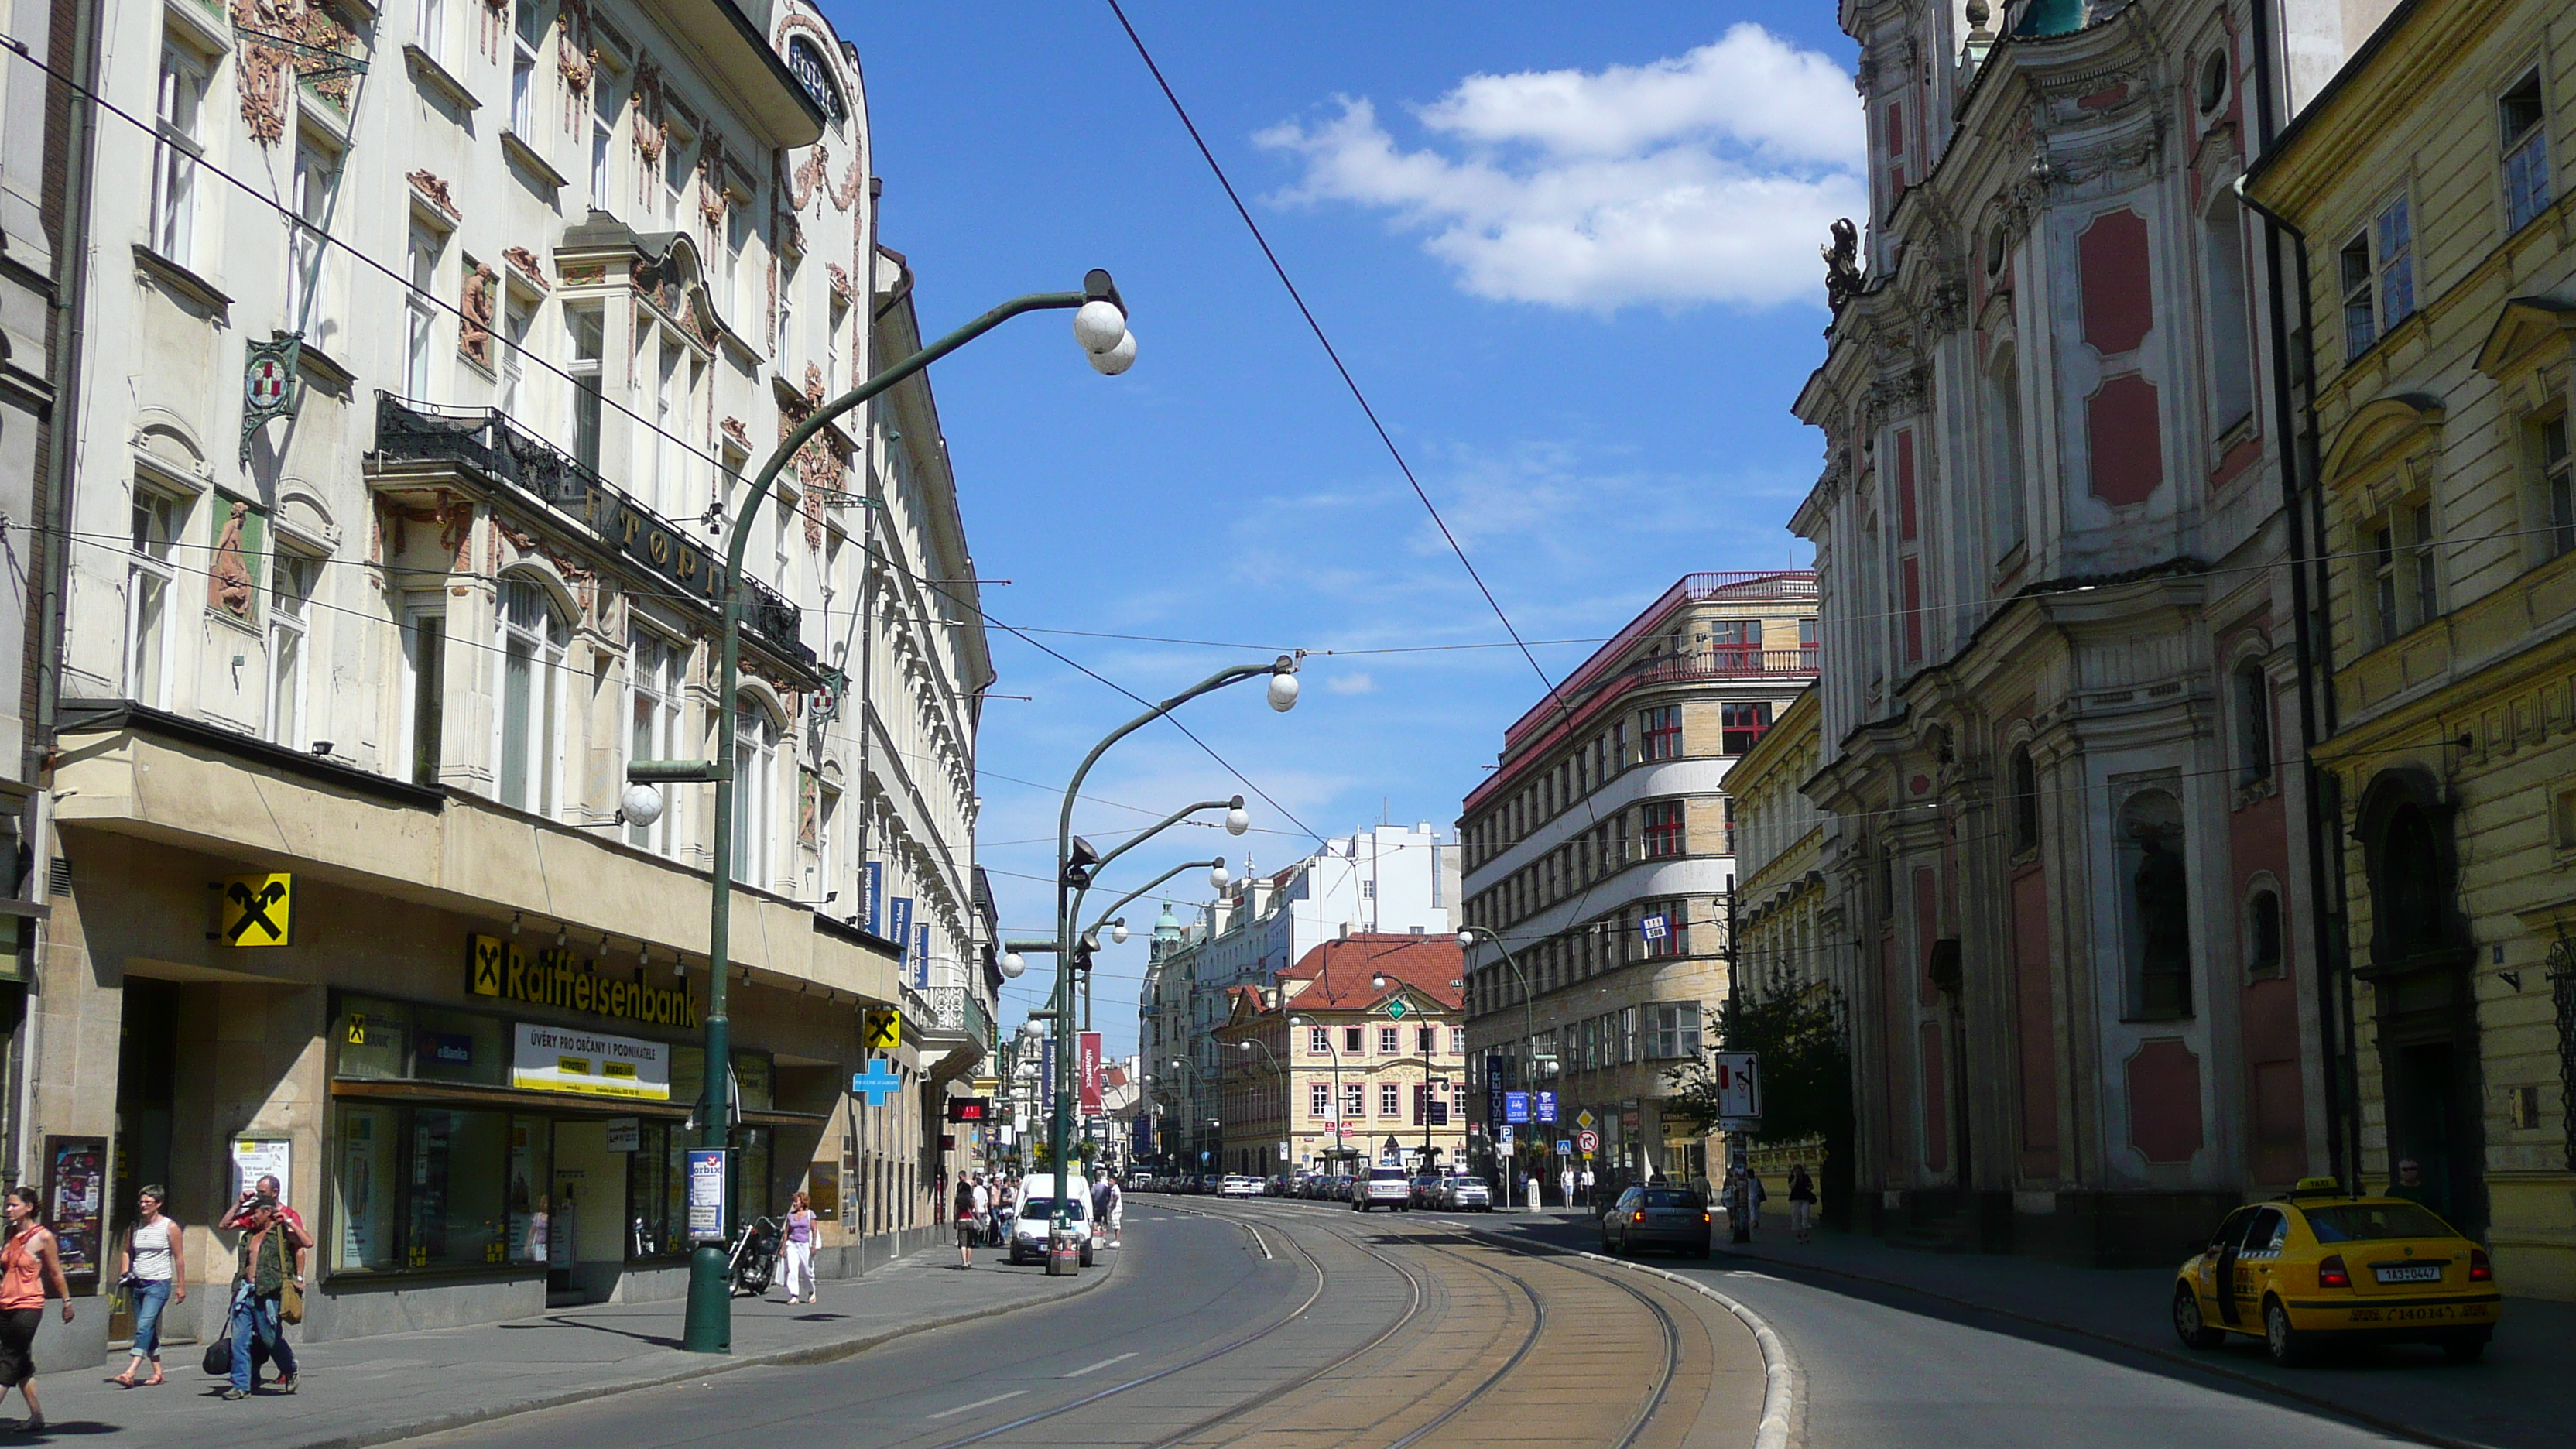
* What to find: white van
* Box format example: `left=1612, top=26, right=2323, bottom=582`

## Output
left=1008, top=1175, right=1095, bottom=1266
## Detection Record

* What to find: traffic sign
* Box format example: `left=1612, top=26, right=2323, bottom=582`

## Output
left=1503, top=1091, right=1531, bottom=1124
left=1555, top=1139, right=1572, bottom=1156
left=1576, top=1109, right=1596, bottom=1130
left=1576, top=1129, right=1600, bottom=1153
left=1497, top=1125, right=1515, bottom=1150
left=1711, top=1051, right=1762, bottom=1121
left=1384, top=997, right=1410, bottom=1021
left=1534, top=1090, right=1557, bottom=1123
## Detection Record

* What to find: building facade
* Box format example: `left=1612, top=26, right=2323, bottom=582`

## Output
left=1212, top=933, right=1467, bottom=1177
left=2247, top=0, right=2576, bottom=1300
left=24, top=0, right=992, bottom=1365
left=1732, top=688, right=1828, bottom=1001
left=1787, top=0, right=2392, bottom=1263
left=1458, top=572, right=1818, bottom=1194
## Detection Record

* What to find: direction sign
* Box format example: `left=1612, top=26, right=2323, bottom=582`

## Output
left=1384, top=997, right=1410, bottom=1021
left=1711, top=1051, right=1762, bottom=1121
left=1576, top=1128, right=1600, bottom=1154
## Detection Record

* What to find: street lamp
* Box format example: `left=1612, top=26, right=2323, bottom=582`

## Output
left=1372, top=973, right=1447, bottom=1170
left=624, top=269, right=1133, bottom=1355
left=1043, top=661, right=1300, bottom=1270
left=1239, top=1037, right=1285, bottom=1178
left=1287, top=1013, right=1347, bottom=1176
left=1458, top=926, right=1557, bottom=1210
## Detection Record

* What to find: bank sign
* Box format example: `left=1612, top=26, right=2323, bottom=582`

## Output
left=470, top=936, right=700, bottom=1029
left=512, top=1023, right=671, bottom=1100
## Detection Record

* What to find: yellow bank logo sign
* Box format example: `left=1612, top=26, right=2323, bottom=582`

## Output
left=469, top=934, right=700, bottom=1029
left=221, top=874, right=293, bottom=947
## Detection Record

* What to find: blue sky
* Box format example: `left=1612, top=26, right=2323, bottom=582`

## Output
left=824, top=2, right=1861, bottom=1057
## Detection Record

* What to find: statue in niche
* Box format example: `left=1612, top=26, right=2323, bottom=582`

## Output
left=1821, top=218, right=1863, bottom=314
left=210, top=500, right=256, bottom=618
left=460, top=263, right=497, bottom=366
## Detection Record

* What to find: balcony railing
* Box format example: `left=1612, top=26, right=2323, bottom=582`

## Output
left=920, top=983, right=995, bottom=1053
left=373, top=393, right=810, bottom=667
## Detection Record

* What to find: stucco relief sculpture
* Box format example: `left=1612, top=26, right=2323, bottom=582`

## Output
left=459, top=262, right=498, bottom=367
left=231, top=0, right=358, bottom=145
left=210, top=500, right=256, bottom=618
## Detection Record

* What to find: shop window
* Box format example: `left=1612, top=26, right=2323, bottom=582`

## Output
left=1643, top=800, right=1684, bottom=858
left=332, top=998, right=509, bottom=1088
left=1640, top=705, right=1681, bottom=761
left=2502, top=71, right=2550, bottom=235
left=2338, top=194, right=2414, bottom=360
left=330, top=1103, right=543, bottom=1274
left=1721, top=701, right=1773, bottom=755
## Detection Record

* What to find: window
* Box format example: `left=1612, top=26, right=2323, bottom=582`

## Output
left=2119, top=789, right=2191, bottom=1018
left=662, top=128, right=694, bottom=226
left=732, top=697, right=783, bottom=887
left=826, top=298, right=846, bottom=389
left=629, top=629, right=683, bottom=854
left=509, top=0, right=544, bottom=135
left=266, top=551, right=317, bottom=747
left=2367, top=501, right=2439, bottom=644
left=589, top=80, right=618, bottom=215
left=638, top=334, right=680, bottom=512
left=2245, top=887, right=2284, bottom=979
left=2235, top=660, right=2273, bottom=784
left=495, top=577, right=567, bottom=816
left=127, top=491, right=181, bottom=707
left=151, top=43, right=206, bottom=265
left=406, top=224, right=442, bottom=399
left=1640, top=705, right=1681, bottom=761
left=2542, top=415, right=2573, bottom=560
left=1341, top=1082, right=1363, bottom=1121
left=2502, top=72, right=2550, bottom=234
left=1646, top=1002, right=1701, bottom=1060
left=1378, top=1082, right=1399, bottom=1118
left=402, top=606, right=444, bottom=786
left=567, top=307, right=603, bottom=471
left=1642, top=800, right=1684, bottom=858
left=2339, top=196, right=2413, bottom=360
left=289, top=137, right=337, bottom=335
left=2201, top=194, right=2254, bottom=432
left=1987, top=355, right=2027, bottom=554
left=1449, top=1026, right=1465, bottom=1056
left=498, top=291, right=533, bottom=420
left=785, top=37, right=844, bottom=125
left=1307, top=1026, right=1329, bottom=1055
left=1309, top=1081, right=1330, bottom=1118
left=1377, top=1025, right=1399, bottom=1055
left=1343, top=1026, right=1362, bottom=1053
left=2009, top=745, right=2039, bottom=854
left=726, top=206, right=751, bottom=325
left=1721, top=701, right=1773, bottom=755
left=414, top=0, right=447, bottom=64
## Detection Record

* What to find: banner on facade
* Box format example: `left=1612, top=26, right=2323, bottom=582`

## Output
left=1485, top=1054, right=1506, bottom=1130
left=1078, top=1032, right=1104, bottom=1113
left=889, top=897, right=914, bottom=966
left=864, top=862, right=883, bottom=937
left=511, top=1023, right=672, bottom=1100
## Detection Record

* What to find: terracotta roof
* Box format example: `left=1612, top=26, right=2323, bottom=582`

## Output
left=1273, top=933, right=1464, bottom=1011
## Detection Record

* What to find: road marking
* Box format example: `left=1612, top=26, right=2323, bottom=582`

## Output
left=1247, top=1225, right=1273, bottom=1260
left=1061, top=1352, right=1139, bottom=1379
left=927, top=1390, right=1028, bottom=1420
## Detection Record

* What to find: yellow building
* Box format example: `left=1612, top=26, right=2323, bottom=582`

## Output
left=2248, top=0, right=2576, bottom=1299
left=1732, top=688, right=1826, bottom=1000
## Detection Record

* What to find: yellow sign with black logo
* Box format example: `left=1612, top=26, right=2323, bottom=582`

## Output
left=863, top=1009, right=901, bottom=1053
left=468, top=934, right=700, bottom=1029
left=220, top=874, right=293, bottom=947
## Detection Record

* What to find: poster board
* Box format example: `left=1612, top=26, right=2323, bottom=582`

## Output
left=43, top=1136, right=105, bottom=1288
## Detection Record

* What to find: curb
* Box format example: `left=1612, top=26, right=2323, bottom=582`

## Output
left=1701, top=1245, right=2471, bottom=1449
left=1456, top=1226, right=1802, bottom=1449
left=279, top=1246, right=1125, bottom=1449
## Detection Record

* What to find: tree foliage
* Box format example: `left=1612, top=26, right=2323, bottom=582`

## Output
left=1664, top=969, right=1852, bottom=1148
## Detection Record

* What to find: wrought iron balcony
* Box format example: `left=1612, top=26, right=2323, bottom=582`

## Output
left=919, top=983, right=995, bottom=1053
left=372, top=393, right=810, bottom=669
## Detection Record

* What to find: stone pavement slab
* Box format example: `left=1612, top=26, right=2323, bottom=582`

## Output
left=14, top=1245, right=1118, bottom=1449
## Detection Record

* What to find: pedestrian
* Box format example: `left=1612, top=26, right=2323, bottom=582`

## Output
left=1515, top=1168, right=1530, bottom=1210
left=1103, top=1177, right=1124, bottom=1249
left=2387, top=1158, right=2432, bottom=1206
left=525, top=1195, right=550, bottom=1267
left=109, top=1184, right=187, bottom=1388
left=1787, top=1163, right=1817, bottom=1243
left=1577, top=1164, right=1595, bottom=1208
left=0, top=1187, right=73, bottom=1431
left=954, top=1174, right=980, bottom=1269
left=221, top=1186, right=301, bottom=1399
left=780, top=1191, right=817, bottom=1304
left=1559, top=1164, right=1574, bottom=1210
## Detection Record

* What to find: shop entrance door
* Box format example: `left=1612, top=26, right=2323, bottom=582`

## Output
left=550, top=1121, right=624, bottom=1306
left=109, top=978, right=182, bottom=1341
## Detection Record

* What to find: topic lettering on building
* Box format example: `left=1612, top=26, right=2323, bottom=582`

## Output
left=469, top=935, right=701, bottom=1028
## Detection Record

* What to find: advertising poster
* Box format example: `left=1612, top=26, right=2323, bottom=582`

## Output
left=1041, top=1038, right=1056, bottom=1110
left=1077, top=1032, right=1104, bottom=1114
left=43, top=1137, right=105, bottom=1284
left=512, top=1023, right=671, bottom=1100
left=864, top=862, right=883, bottom=937
left=686, top=1148, right=730, bottom=1244
left=231, top=1136, right=293, bottom=1204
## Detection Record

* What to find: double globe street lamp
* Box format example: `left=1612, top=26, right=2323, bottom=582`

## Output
left=620, top=272, right=1138, bottom=1354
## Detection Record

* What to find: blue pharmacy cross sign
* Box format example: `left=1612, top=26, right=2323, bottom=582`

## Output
left=852, top=1059, right=904, bottom=1107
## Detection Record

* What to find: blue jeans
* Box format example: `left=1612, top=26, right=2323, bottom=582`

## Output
left=128, top=1279, right=173, bottom=1361
left=228, top=1284, right=296, bottom=1392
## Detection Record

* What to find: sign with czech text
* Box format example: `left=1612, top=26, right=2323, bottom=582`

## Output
left=511, top=1023, right=671, bottom=1101
left=1078, top=1033, right=1104, bottom=1114
left=1535, top=1090, right=1558, bottom=1123
left=1503, top=1091, right=1531, bottom=1125
left=686, top=1148, right=729, bottom=1243
left=471, top=935, right=700, bottom=1029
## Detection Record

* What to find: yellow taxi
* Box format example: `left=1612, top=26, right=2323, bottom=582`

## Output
left=2171, top=1178, right=2499, bottom=1364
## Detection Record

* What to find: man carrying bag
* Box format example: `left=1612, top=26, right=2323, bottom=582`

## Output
left=216, top=1189, right=307, bottom=1399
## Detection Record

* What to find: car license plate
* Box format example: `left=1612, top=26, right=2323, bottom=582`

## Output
left=2373, top=1263, right=2442, bottom=1284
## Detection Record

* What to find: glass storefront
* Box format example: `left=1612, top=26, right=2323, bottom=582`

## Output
left=331, top=1102, right=554, bottom=1273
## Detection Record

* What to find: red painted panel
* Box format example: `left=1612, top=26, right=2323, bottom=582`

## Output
left=1881, top=933, right=1908, bottom=1176
left=1900, top=557, right=1923, bottom=663
left=1896, top=429, right=1918, bottom=540
left=2251, top=1058, right=2307, bottom=1184
left=2126, top=1038, right=2204, bottom=1164
left=2079, top=208, right=2153, bottom=354
left=2077, top=83, right=2131, bottom=111
left=2011, top=864, right=2060, bottom=1173
left=1920, top=1019, right=1949, bottom=1175
left=1913, top=867, right=1940, bottom=1007
left=2085, top=373, right=2164, bottom=506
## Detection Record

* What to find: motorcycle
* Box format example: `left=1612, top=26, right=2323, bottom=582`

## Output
left=725, top=1214, right=783, bottom=1297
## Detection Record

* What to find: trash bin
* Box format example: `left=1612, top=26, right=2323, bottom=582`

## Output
left=1046, top=1230, right=1081, bottom=1276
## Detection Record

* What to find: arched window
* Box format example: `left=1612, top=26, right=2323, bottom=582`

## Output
left=1987, top=350, right=2027, bottom=558
left=2009, top=744, right=2040, bottom=855
left=732, top=694, right=783, bottom=888
left=2202, top=190, right=2256, bottom=433
left=2375, top=803, right=2448, bottom=959
left=2235, top=659, right=2273, bottom=783
left=2244, top=886, right=2284, bottom=978
left=496, top=576, right=569, bottom=816
left=2116, top=789, right=2191, bottom=1017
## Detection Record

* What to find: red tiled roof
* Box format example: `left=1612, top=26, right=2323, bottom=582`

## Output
left=1273, top=933, right=1464, bottom=1011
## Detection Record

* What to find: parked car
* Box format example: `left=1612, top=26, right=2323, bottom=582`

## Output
left=1601, top=1184, right=1711, bottom=1258
left=1355, top=1166, right=1413, bottom=1212
left=2172, top=1180, right=2500, bottom=1365
left=1009, top=1177, right=1096, bottom=1266
left=1408, top=1173, right=1444, bottom=1207
left=1219, top=1174, right=1263, bottom=1199
left=1437, top=1176, right=1493, bottom=1211
left=1330, top=1174, right=1356, bottom=1201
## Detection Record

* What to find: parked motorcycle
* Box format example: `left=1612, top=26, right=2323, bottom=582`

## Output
left=726, top=1214, right=783, bottom=1297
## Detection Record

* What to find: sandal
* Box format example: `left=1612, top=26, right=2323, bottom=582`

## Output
left=142, top=1372, right=164, bottom=1387
left=109, top=1373, right=135, bottom=1388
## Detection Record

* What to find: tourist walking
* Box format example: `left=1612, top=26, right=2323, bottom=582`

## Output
left=0, top=1188, right=72, bottom=1431
left=110, top=1185, right=187, bottom=1387
left=1786, top=1163, right=1817, bottom=1244
left=1578, top=1164, right=1595, bottom=1208
left=780, top=1191, right=817, bottom=1303
left=954, top=1176, right=980, bottom=1269
left=1102, top=1177, right=1124, bottom=1249
left=221, top=1187, right=303, bottom=1399
left=1559, top=1164, right=1575, bottom=1210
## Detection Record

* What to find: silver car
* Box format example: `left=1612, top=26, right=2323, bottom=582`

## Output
left=1439, top=1176, right=1493, bottom=1211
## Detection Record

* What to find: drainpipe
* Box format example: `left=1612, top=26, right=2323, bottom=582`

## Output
left=2239, top=3, right=2355, bottom=1191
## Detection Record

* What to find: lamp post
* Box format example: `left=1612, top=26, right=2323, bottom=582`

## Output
left=1044, top=663, right=1298, bottom=1270
left=1371, top=973, right=1445, bottom=1170
left=1286, top=1013, right=1345, bottom=1176
left=619, top=272, right=1135, bottom=1354
left=1458, top=927, right=1557, bottom=1210
left=1238, top=1037, right=1284, bottom=1177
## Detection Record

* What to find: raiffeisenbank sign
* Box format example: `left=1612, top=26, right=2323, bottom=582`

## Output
left=468, top=934, right=701, bottom=1029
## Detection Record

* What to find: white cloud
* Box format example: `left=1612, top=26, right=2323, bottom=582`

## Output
left=1257, top=25, right=1864, bottom=312
left=1327, top=671, right=1377, bottom=695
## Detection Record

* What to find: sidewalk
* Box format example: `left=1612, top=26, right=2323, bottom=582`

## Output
left=1499, top=1208, right=2573, bottom=1449
left=19, top=1245, right=1118, bottom=1449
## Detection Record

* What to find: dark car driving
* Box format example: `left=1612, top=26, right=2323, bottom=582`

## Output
left=1601, top=1185, right=1711, bottom=1258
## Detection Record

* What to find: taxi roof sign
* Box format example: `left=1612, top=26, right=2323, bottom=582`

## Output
left=2287, top=1176, right=2348, bottom=1197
